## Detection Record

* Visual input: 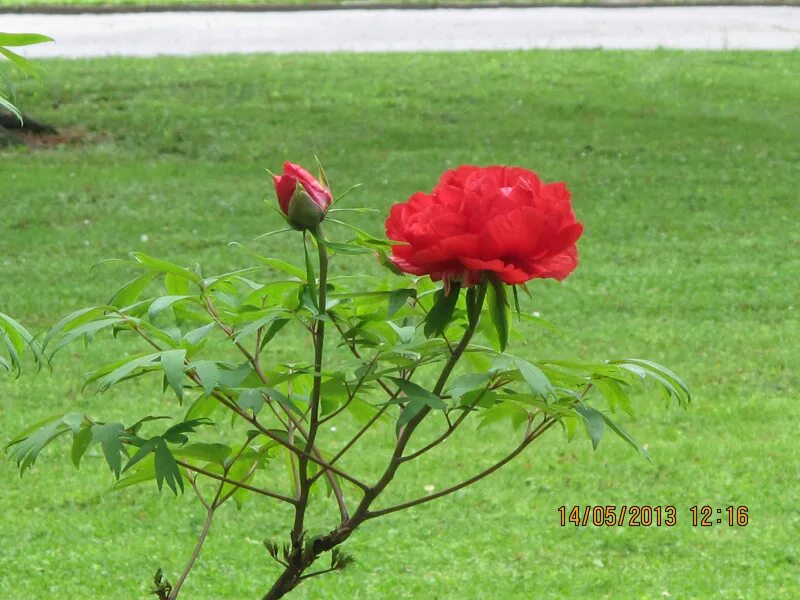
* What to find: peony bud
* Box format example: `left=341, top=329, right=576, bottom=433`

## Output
left=287, top=187, right=325, bottom=230
left=273, top=161, right=332, bottom=232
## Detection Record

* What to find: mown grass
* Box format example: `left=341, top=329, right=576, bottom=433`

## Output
left=1, top=51, right=798, bottom=599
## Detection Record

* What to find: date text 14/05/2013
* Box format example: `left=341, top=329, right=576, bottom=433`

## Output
left=557, top=505, right=749, bottom=527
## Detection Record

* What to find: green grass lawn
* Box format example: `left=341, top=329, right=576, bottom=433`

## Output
left=1, top=50, right=799, bottom=599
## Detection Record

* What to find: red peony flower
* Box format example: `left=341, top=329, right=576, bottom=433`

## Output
left=273, top=162, right=333, bottom=230
left=385, top=165, right=583, bottom=286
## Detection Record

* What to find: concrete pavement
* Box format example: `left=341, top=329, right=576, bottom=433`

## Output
left=4, top=6, right=800, bottom=58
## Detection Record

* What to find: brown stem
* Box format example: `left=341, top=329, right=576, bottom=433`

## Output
left=167, top=505, right=215, bottom=600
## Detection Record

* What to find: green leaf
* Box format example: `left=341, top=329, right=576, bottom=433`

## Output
left=162, top=418, right=212, bottom=445
left=48, top=317, right=123, bottom=356
left=174, top=443, right=231, bottom=466
left=595, top=378, right=633, bottom=416
left=41, top=306, right=109, bottom=349
left=165, top=271, right=192, bottom=295
left=0, top=93, right=22, bottom=124
left=387, top=322, right=415, bottom=344
left=388, top=289, right=415, bottom=317
left=148, top=295, right=195, bottom=321
left=323, top=240, right=372, bottom=255
left=185, top=394, right=219, bottom=421
left=108, top=272, right=156, bottom=308
left=130, top=252, right=201, bottom=284
left=303, top=235, right=319, bottom=311
left=114, top=455, right=156, bottom=491
left=236, top=388, right=264, bottom=415
left=574, top=403, right=605, bottom=450
left=423, top=283, right=461, bottom=338
left=96, top=352, right=161, bottom=393
left=70, top=426, right=93, bottom=468
left=477, top=402, right=528, bottom=430
left=91, top=423, right=126, bottom=478
left=0, top=46, right=39, bottom=79
left=487, top=278, right=510, bottom=351
left=614, top=358, right=691, bottom=404
left=253, top=255, right=306, bottom=279
left=0, top=33, right=54, bottom=47
left=515, top=358, right=554, bottom=397
left=192, top=361, right=220, bottom=396
left=161, top=349, right=186, bottom=401
left=183, top=323, right=215, bottom=347
left=233, top=312, right=287, bottom=343
left=154, top=439, right=184, bottom=494
left=397, top=397, right=428, bottom=430
left=123, top=437, right=160, bottom=474
left=0, top=311, right=43, bottom=374
left=511, top=285, right=522, bottom=317
left=387, top=377, right=446, bottom=410
left=602, top=413, right=652, bottom=462
left=260, top=318, right=290, bottom=350
left=7, top=418, right=71, bottom=474
left=447, top=372, right=491, bottom=402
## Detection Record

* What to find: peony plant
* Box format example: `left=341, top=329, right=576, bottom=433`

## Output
left=4, top=161, right=689, bottom=599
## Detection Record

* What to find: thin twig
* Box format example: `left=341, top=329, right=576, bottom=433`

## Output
left=177, top=460, right=297, bottom=505
left=365, top=418, right=557, bottom=520
left=400, top=382, right=493, bottom=462
left=167, top=504, right=216, bottom=600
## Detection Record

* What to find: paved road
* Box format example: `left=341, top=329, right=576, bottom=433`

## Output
left=5, top=7, right=800, bottom=58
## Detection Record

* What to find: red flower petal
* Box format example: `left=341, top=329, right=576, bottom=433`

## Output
left=386, top=165, right=583, bottom=287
